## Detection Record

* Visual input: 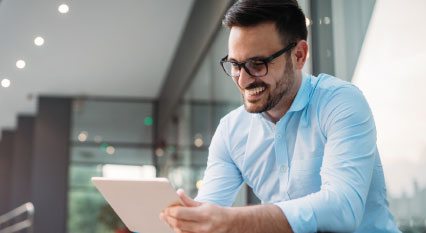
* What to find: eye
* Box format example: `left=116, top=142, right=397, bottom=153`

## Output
left=231, top=62, right=239, bottom=68
left=247, top=61, right=265, bottom=71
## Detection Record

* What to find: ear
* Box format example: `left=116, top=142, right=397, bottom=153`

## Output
left=293, top=40, right=309, bottom=70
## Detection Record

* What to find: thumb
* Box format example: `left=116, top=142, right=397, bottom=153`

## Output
left=177, top=189, right=201, bottom=207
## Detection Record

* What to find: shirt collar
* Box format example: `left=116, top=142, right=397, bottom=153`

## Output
left=287, top=72, right=311, bottom=113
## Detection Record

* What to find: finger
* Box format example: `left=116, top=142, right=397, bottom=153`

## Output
left=166, top=215, right=199, bottom=233
left=159, top=212, right=167, bottom=223
left=166, top=206, right=201, bottom=221
left=177, top=189, right=201, bottom=207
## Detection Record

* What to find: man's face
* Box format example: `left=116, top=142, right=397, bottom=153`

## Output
left=228, top=22, right=296, bottom=113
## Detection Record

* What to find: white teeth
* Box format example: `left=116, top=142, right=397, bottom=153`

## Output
left=247, top=86, right=265, bottom=95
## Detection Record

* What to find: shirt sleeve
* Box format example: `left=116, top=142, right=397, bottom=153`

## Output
left=275, top=86, right=377, bottom=233
left=195, top=117, right=244, bottom=206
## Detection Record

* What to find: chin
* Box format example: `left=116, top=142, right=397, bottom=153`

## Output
left=243, top=100, right=267, bottom=113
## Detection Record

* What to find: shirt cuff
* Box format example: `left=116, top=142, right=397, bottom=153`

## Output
left=275, top=197, right=317, bottom=233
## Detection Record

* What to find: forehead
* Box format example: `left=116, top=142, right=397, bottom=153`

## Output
left=228, top=22, right=283, bottom=61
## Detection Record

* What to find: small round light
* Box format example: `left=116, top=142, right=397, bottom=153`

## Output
left=34, top=37, right=45, bottom=46
left=78, top=131, right=88, bottom=142
left=155, top=148, right=164, bottom=157
left=194, top=138, right=203, bottom=147
left=100, top=143, right=109, bottom=151
left=106, top=146, right=115, bottom=155
left=324, top=17, right=331, bottom=25
left=144, top=117, right=153, bottom=126
left=94, top=135, right=102, bottom=143
left=58, top=4, right=69, bottom=14
left=16, top=60, right=26, bottom=69
left=1, top=79, right=11, bottom=88
left=194, top=133, right=203, bottom=147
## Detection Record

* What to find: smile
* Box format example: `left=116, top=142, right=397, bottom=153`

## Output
left=246, top=86, right=266, bottom=96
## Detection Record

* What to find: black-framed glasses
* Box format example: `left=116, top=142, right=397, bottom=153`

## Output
left=220, top=42, right=297, bottom=78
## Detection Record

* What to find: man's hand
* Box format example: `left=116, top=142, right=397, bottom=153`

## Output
left=160, top=189, right=231, bottom=233
left=160, top=189, right=293, bottom=233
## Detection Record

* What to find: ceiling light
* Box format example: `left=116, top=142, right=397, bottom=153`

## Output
left=34, top=36, right=45, bottom=46
left=58, top=4, right=69, bottom=14
left=16, top=60, right=26, bottom=69
left=1, top=79, right=11, bottom=88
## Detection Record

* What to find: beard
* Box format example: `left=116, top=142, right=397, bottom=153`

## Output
left=243, top=57, right=295, bottom=113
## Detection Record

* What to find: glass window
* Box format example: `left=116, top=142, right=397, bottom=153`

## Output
left=68, top=99, right=155, bottom=233
left=329, top=0, right=426, bottom=230
left=72, top=100, right=153, bottom=144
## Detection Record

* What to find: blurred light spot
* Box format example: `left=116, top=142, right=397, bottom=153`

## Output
left=77, top=131, right=88, bottom=142
left=324, top=17, right=331, bottom=25
left=155, top=148, right=164, bottom=157
left=58, top=4, right=69, bottom=14
left=16, top=60, right=26, bottom=69
left=305, top=17, right=312, bottom=27
left=100, top=143, right=109, bottom=152
left=34, top=36, right=44, bottom=46
left=196, top=180, right=203, bottom=190
left=144, top=117, right=153, bottom=126
left=94, top=135, right=102, bottom=143
left=1, top=79, right=11, bottom=88
left=106, top=146, right=115, bottom=155
left=194, top=138, right=203, bottom=147
left=194, top=133, right=203, bottom=147
left=168, top=145, right=175, bottom=154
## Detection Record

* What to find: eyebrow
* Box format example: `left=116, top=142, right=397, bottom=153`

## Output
left=227, top=55, right=267, bottom=62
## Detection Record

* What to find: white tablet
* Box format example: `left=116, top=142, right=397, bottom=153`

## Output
left=91, top=177, right=182, bottom=233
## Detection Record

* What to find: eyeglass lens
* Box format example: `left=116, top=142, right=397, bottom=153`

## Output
left=222, top=61, right=267, bottom=77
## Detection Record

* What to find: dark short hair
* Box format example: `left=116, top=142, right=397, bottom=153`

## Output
left=223, top=0, right=307, bottom=46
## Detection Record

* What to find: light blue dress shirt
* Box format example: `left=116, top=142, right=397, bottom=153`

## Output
left=195, top=73, right=400, bottom=233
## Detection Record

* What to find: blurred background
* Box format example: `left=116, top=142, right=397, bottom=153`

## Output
left=0, top=0, right=425, bottom=233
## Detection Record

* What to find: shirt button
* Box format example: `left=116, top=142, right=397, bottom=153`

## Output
left=281, top=167, right=287, bottom=172
left=277, top=134, right=282, bottom=139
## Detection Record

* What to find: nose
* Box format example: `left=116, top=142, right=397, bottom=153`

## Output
left=238, top=67, right=254, bottom=89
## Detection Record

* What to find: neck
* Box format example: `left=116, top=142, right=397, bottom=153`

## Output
left=264, top=72, right=302, bottom=124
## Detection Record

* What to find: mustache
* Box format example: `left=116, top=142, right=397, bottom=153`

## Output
left=245, top=82, right=267, bottom=89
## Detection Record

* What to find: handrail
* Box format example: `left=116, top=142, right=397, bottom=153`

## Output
left=0, top=202, right=34, bottom=233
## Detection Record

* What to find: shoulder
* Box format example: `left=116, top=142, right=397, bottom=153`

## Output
left=309, top=74, right=373, bottom=135
left=311, top=73, right=360, bottom=99
left=307, top=73, right=368, bottom=112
